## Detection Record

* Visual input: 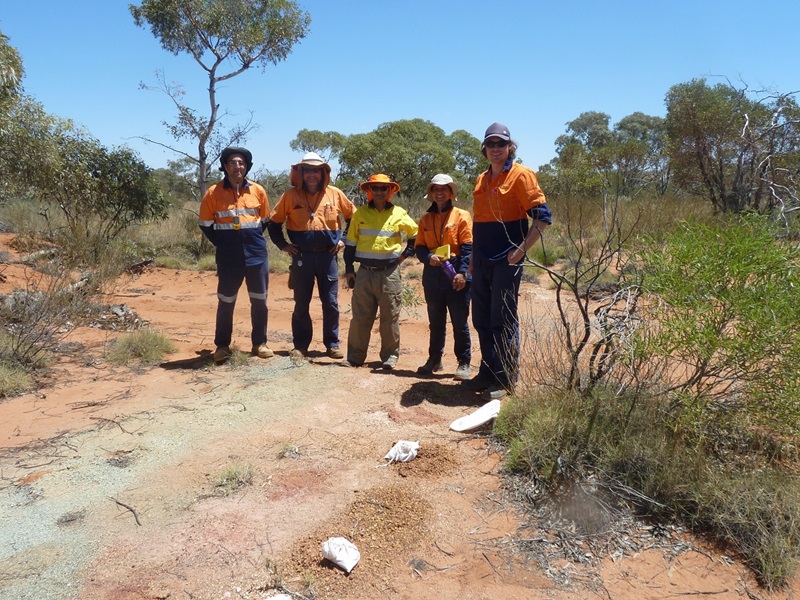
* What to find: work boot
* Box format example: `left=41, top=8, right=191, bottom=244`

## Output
left=382, top=355, right=398, bottom=371
left=341, top=359, right=362, bottom=368
left=482, top=383, right=510, bottom=401
left=417, top=359, right=443, bottom=376
left=460, top=373, right=493, bottom=391
left=454, top=363, right=472, bottom=381
left=252, top=344, right=274, bottom=358
left=213, top=346, right=232, bottom=364
left=289, top=348, right=306, bottom=360
left=327, top=346, right=344, bottom=359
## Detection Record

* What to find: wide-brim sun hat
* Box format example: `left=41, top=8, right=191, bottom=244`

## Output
left=292, top=151, right=331, bottom=174
left=359, top=173, right=400, bottom=194
left=219, top=146, right=253, bottom=173
left=426, top=173, right=458, bottom=200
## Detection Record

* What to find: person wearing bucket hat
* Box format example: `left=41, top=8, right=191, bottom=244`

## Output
left=414, top=174, right=473, bottom=380
left=464, top=123, right=552, bottom=400
left=267, top=152, right=355, bottom=359
left=199, top=146, right=273, bottom=364
left=342, top=174, right=418, bottom=370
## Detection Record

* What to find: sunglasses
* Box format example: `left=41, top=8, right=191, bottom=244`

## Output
left=484, top=140, right=509, bottom=149
left=370, top=185, right=390, bottom=192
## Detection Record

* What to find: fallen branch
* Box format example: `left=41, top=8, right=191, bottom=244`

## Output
left=110, top=497, right=141, bottom=526
left=14, top=247, right=58, bottom=265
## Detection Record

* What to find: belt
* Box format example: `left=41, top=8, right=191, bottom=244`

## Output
left=360, top=264, right=394, bottom=272
left=301, top=246, right=334, bottom=253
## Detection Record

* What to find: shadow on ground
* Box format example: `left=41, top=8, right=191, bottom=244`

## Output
left=159, top=351, right=214, bottom=370
left=400, top=379, right=486, bottom=408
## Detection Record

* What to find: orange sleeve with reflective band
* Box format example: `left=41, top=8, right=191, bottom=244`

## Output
left=415, top=207, right=473, bottom=258
left=472, top=163, right=546, bottom=223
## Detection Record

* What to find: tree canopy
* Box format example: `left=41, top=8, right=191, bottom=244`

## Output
left=0, top=32, right=23, bottom=107
left=541, top=110, right=669, bottom=200
left=0, top=34, right=167, bottom=256
left=291, top=119, right=484, bottom=217
left=665, top=78, right=800, bottom=214
left=130, top=0, right=311, bottom=198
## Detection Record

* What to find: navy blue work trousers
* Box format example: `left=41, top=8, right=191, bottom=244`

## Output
left=215, top=260, right=269, bottom=348
left=422, top=279, right=471, bottom=365
left=470, top=256, right=522, bottom=387
left=291, top=251, right=341, bottom=351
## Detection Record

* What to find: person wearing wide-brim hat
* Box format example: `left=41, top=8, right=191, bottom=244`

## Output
left=414, top=174, right=474, bottom=380
left=267, top=152, right=355, bottom=360
left=199, top=146, right=273, bottom=364
left=342, top=174, right=418, bottom=370
left=463, top=122, right=552, bottom=401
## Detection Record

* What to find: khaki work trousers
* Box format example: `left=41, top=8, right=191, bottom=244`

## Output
left=346, top=265, right=402, bottom=365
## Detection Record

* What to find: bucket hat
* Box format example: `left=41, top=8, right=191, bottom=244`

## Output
left=219, top=146, right=253, bottom=174
left=292, top=151, right=331, bottom=173
left=359, top=174, right=400, bottom=194
left=425, top=173, right=458, bottom=201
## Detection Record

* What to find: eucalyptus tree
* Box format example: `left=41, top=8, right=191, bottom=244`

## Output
left=292, top=120, right=483, bottom=217
left=545, top=110, right=669, bottom=200
left=130, top=0, right=311, bottom=198
left=0, top=31, right=23, bottom=106
left=290, top=129, right=346, bottom=164
left=665, top=78, right=800, bottom=215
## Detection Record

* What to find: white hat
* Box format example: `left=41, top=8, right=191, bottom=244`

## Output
left=425, top=173, right=458, bottom=201
left=290, top=152, right=332, bottom=188
left=292, top=151, right=330, bottom=170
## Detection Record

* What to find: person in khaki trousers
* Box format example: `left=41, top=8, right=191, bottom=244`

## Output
left=342, top=174, right=418, bottom=370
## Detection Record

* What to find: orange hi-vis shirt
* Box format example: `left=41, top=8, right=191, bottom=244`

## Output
left=472, top=161, right=546, bottom=223
left=269, top=186, right=355, bottom=250
left=472, top=161, right=550, bottom=261
left=198, top=178, right=270, bottom=267
left=415, top=206, right=473, bottom=259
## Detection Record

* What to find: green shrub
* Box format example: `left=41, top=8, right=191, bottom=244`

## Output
left=196, top=254, right=217, bottom=271
left=496, top=384, right=800, bottom=589
left=639, top=215, right=800, bottom=436
left=213, top=463, right=254, bottom=495
left=401, top=280, right=423, bottom=315
left=501, top=205, right=800, bottom=588
left=106, top=328, right=177, bottom=366
left=268, top=244, right=291, bottom=275
left=0, top=360, right=34, bottom=397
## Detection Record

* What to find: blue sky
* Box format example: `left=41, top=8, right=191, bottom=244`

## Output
left=3, top=1, right=799, bottom=176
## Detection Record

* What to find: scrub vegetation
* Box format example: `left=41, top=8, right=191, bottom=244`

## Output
left=2, top=22, right=800, bottom=592
left=212, top=463, right=255, bottom=496
left=106, top=328, right=177, bottom=366
left=500, top=195, right=800, bottom=589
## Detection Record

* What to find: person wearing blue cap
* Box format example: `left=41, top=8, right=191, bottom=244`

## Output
left=463, top=123, right=553, bottom=400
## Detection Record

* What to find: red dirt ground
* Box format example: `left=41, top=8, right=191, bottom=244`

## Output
left=1, top=235, right=797, bottom=599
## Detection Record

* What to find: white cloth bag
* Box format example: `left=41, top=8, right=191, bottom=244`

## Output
left=383, top=440, right=420, bottom=463
left=322, top=536, right=360, bottom=573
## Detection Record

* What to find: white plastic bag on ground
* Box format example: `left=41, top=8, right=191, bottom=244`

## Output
left=322, top=536, right=360, bottom=573
left=384, top=440, right=420, bottom=463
